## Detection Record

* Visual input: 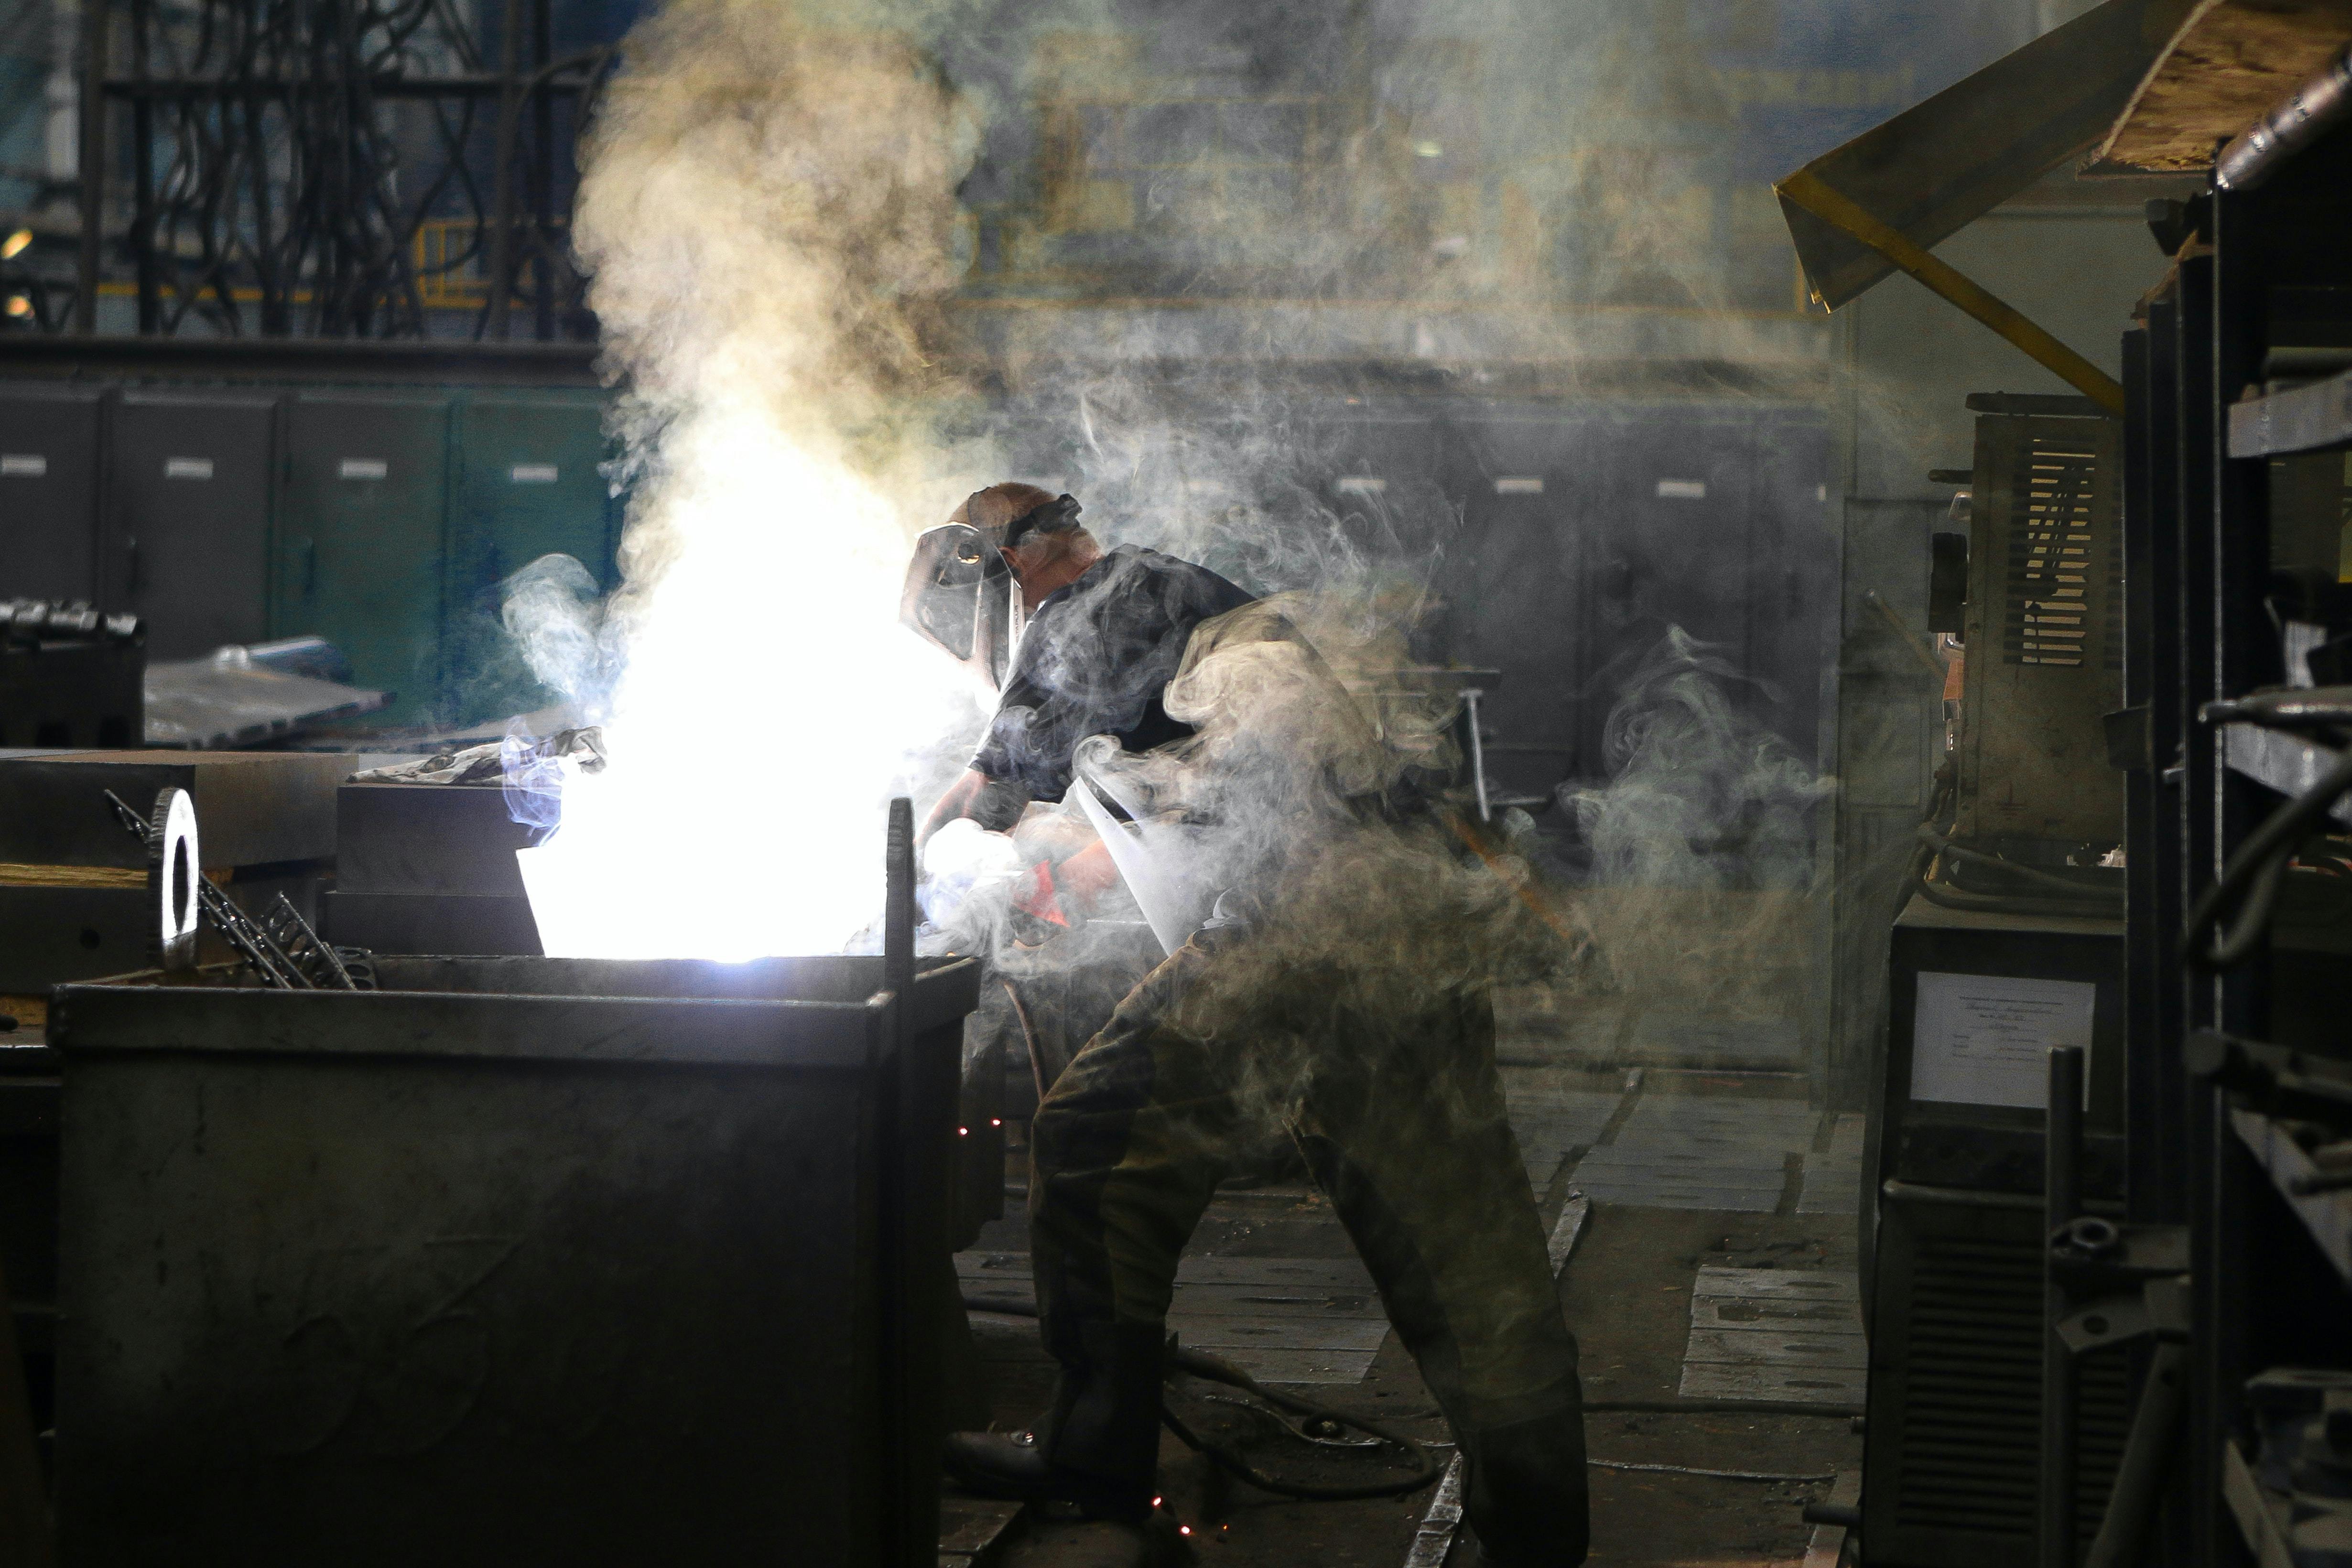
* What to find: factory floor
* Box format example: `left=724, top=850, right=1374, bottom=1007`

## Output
left=952, top=1061, right=1866, bottom=1568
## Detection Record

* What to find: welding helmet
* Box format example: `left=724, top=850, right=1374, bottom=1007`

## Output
left=899, top=485, right=1080, bottom=692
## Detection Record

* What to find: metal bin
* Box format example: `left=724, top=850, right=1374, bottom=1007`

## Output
left=49, top=951, right=980, bottom=1567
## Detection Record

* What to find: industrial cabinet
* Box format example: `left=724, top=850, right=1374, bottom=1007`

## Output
left=1440, top=404, right=1835, bottom=799
left=106, top=392, right=276, bottom=660
left=1440, top=418, right=1582, bottom=797
left=0, top=384, right=102, bottom=604
left=444, top=391, right=614, bottom=721
left=273, top=394, right=453, bottom=722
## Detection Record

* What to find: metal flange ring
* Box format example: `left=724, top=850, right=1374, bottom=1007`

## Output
left=150, top=787, right=201, bottom=971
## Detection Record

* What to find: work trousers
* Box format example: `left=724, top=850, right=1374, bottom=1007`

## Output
left=1027, top=927, right=1590, bottom=1565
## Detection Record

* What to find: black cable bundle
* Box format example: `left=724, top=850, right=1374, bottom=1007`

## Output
left=119, top=0, right=614, bottom=337
left=964, top=1295, right=1440, bottom=1502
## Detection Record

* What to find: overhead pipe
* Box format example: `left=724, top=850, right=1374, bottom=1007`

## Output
left=2215, top=44, right=2352, bottom=192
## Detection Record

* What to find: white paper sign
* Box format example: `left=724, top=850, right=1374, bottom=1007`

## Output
left=1911, top=971, right=2095, bottom=1110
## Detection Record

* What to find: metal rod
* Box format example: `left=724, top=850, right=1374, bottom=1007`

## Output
left=1463, top=687, right=1490, bottom=823
left=885, top=796, right=914, bottom=1035
left=1776, top=169, right=2126, bottom=415
left=73, top=0, right=108, bottom=332
left=130, top=28, right=153, bottom=332
left=100, top=73, right=597, bottom=98
left=2081, top=1341, right=2187, bottom=1568
left=530, top=0, right=554, bottom=341
left=2042, top=1043, right=2085, bottom=1568
left=484, top=0, right=526, bottom=341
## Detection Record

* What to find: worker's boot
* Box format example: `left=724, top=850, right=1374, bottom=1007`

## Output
left=1457, top=1405, right=1590, bottom=1568
left=944, top=1318, right=1164, bottom=1525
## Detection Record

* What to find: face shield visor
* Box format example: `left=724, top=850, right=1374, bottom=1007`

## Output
left=900, top=522, right=1022, bottom=692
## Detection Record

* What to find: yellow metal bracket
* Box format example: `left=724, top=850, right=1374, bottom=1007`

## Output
left=1776, top=168, right=2127, bottom=415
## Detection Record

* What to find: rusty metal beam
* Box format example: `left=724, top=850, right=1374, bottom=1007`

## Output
left=1776, top=168, right=2127, bottom=414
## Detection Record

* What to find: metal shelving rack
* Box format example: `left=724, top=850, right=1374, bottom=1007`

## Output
left=2127, top=121, right=2352, bottom=1568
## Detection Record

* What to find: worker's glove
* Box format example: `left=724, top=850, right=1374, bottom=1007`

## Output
left=1010, top=859, right=1075, bottom=932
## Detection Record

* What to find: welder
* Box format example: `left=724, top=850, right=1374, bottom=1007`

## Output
left=908, top=483, right=1589, bottom=1567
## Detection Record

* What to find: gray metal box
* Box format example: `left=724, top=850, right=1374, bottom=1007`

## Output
left=105, top=392, right=277, bottom=660
left=51, top=954, right=980, bottom=1567
left=0, top=750, right=348, bottom=869
left=324, top=779, right=543, bottom=956
left=0, top=385, right=102, bottom=603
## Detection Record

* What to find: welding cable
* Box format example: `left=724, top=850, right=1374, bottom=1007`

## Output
left=1910, top=873, right=2114, bottom=921
left=1159, top=1339, right=1441, bottom=1500
left=1582, top=1398, right=1864, bottom=1419
left=1587, top=1459, right=1835, bottom=1484
left=1915, top=826, right=2117, bottom=902
left=962, top=1297, right=1440, bottom=1500
left=2181, top=738, right=2352, bottom=969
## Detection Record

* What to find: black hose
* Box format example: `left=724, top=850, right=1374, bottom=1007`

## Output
left=2182, top=738, right=2352, bottom=969
left=1911, top=873, right=2116, bottom=922
left=1584, top=1398, right=1864, bottom=1419
left=1917, top=825, right=2119, bottom=902
left=964, top=1295, right=1440, bottom=1500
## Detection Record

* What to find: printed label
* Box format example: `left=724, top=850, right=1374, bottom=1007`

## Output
left=0, top=454, right=46, bottom=477
left=164, top=457, right=214, bottom=480
left=1656, top=479, right=1708, bottom=500
left=509, top=463, right=559, bottom=484
left=1333, top=476, right=1386, bottom=495
left=1911, top=971, right=2096, bottom=1110
left=1495, top=476, right=1544, bottom=495
left=338, top=458, right=389, bottom=480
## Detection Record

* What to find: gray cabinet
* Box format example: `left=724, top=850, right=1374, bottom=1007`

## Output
left=273, top=394, right=453, bottom=720
left=0, top=385, right=102, bottom=603
left=107, top=392, right=277, bottom=659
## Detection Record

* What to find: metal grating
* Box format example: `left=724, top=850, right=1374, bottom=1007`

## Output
left=1891, top=1232, right=2134, bottom=1549
left=2001, top=435, right=2120, bottom=670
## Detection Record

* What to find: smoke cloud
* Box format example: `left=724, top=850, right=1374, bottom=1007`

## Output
left=511, top=1, right=994, bottom=958
left=501, top=0, right=1856, bottom=1111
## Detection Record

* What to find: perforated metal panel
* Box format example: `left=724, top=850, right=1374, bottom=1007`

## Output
left=1996, top=431, right=2123, bottom=672
left=1864, top=1194, right=2131, bottom=1567
left=1956, top=412, right=2125, bottom=847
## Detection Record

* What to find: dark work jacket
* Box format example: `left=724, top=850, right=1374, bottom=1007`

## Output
left=969, top=545, right=1255, bottom=801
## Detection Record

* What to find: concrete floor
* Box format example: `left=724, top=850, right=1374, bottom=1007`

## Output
left=953, top=1064, right=1865, bottom=1568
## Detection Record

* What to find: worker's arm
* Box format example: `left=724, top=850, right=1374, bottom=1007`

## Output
left=1051, top=837, right=1119, bottom=908
left=918, top=768, right=991, bottom=851
left=1009, top=835, right=1122, bottom=931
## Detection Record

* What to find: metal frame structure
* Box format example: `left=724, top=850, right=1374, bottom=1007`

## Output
left=2124, top=124, right=2352, bottom=1568
left=63, top=0, right=611, bottom=339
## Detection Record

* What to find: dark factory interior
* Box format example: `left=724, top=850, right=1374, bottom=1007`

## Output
left=0, top=0, right=2349, bottom=1564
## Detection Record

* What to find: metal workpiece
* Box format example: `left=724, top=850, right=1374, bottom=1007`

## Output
left=47, top=946, right=981, bottom=1567
left=0, top=750, right=347, bottom=870
left=325, top=781, right=545, bottom=957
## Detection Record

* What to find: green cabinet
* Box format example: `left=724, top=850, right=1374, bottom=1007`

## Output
left=444, top=392, right=615, bottom=722
left=272, top=394, right=453, bottom=723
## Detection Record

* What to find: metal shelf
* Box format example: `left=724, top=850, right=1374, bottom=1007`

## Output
left=2220, top=723, right=2352, bottom=825
left=2230, top=1107, right=2352, bottom=1287
left=2227, top=368, right=2352, bottom=457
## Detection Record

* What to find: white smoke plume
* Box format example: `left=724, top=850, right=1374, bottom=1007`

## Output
left=512, top=1, right=992, bottom=959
